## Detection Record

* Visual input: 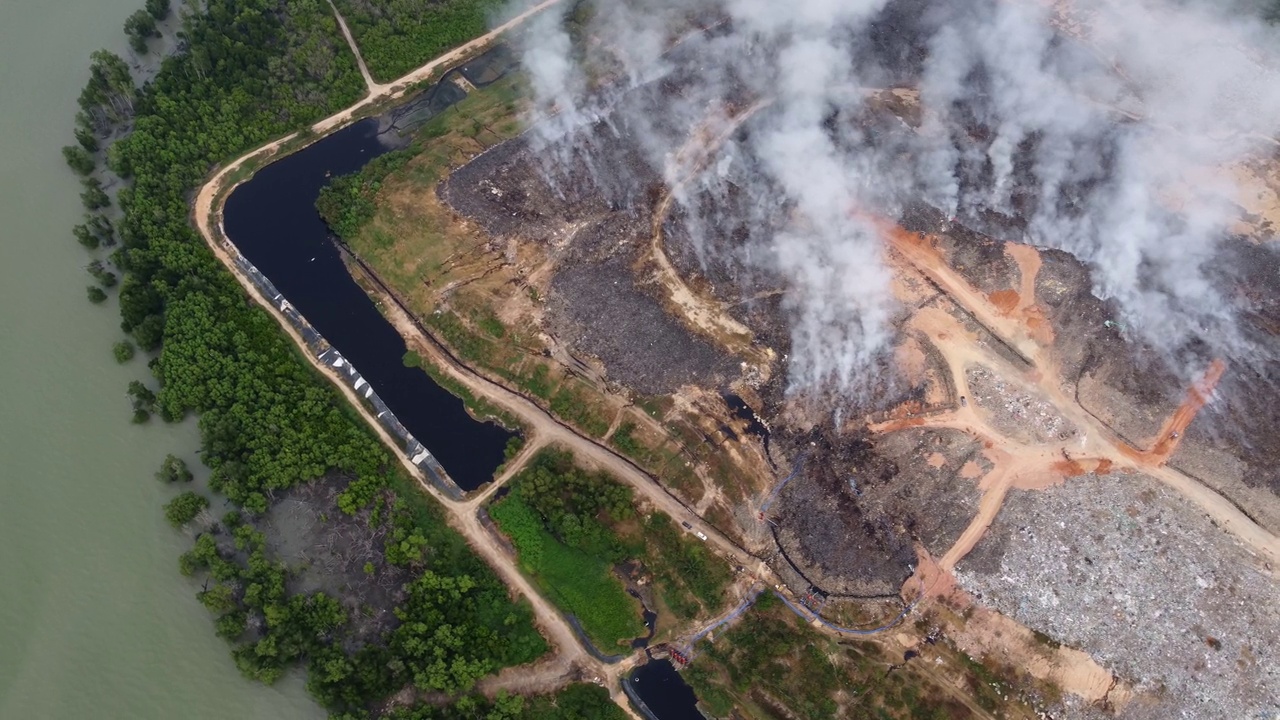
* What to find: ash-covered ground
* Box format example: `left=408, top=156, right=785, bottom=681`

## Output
left=261, top=480, right=407, bottom=649
left=773, top=427, right=984, bottom=596
left=547, top=251, right=735, bottom=395
left=439, top=44, right=1280, bottom=609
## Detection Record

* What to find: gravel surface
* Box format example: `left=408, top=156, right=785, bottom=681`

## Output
left=956, top=472, right=1280, bottom=720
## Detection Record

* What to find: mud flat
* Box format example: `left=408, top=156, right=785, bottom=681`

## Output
left=956, top=472, right=1280, bottom=720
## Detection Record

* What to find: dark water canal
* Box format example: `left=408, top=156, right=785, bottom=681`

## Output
left=223, top=118, right=513, bottom=491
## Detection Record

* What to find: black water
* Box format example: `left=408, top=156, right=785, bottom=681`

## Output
left=223, top=118, right=514, bottom=491
left=722, top=392, right=773, bottom=467
left=628, top=589, right=658, bottom=649
left=629, top=660, right=701, bottom=720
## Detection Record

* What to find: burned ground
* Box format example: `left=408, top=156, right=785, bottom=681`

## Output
left=770, top=426, right=982, bottom=597
left=548, top=250, right=734, bottom=395
left=772, top=441, right=914, bottom=598
left=1174, top=237, right=1280, bottom=500
left=427, top=15, right=1280, bottom=708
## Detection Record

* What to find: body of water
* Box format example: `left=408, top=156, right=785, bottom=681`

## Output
left=628, top=660, right=702, bottom=720
left=222, top=118, right=514, bottom=491
left=0, top=1, right=320, bottom=718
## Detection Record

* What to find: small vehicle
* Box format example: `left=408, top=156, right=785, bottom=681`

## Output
left=681, top=521, right=692, bottom=529
left=695, top=531, right=708, bottom=541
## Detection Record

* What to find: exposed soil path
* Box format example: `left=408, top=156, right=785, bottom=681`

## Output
left=868, top=220, right=1280, bottom=568
left=191, top=14, right=792, bottom=704
left=194, top=0, right=564, bottom=244
left=185, top=0, right=664, bottom=707
left=645, top=99, right=774, bottom=366
left=351, top=254, right=768, bottom=576
left=468, top=433, right=549, bottom=508
left=326, top=0, right=378, bottom=94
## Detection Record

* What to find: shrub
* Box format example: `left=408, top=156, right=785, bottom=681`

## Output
left=164, top=491, right=209, bottom=527
left=145, top=0, right=171, bottom=20
left=62, top=145, right=95, bottom=175
left=113, top=340, right=135, bottom=363
left=156, top=454, right=193, bottom=483
left=124, top=9, right=159, bottom=53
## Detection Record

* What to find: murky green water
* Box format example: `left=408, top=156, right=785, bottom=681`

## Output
left=0, top=2, right=321, bottom=718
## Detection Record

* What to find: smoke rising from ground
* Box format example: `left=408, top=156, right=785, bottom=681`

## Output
left=514, top=0, right=1280, bottom=394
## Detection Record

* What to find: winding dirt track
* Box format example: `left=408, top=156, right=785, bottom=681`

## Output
left=191, top=5, right=785, bottom=712
left=188, top=2, right=651, bottom=711
left=866, top=216, right=1280, bottom=569
left=326, top=0, right=378, bottom=93
left=187, top=7, right=1280, bottom=710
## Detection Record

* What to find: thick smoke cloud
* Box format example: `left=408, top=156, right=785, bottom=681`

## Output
left=515, top=0, right=1280, bottom=394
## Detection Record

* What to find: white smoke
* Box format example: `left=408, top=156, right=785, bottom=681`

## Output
left=921, top=0, right=1280, bottom=367
left=514, top=0, right=1280, bottom=393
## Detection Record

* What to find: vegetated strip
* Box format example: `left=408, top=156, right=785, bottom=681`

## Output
left=63, top=0, right=597, bottom=717
left=488, top=449, right=736, bottom=653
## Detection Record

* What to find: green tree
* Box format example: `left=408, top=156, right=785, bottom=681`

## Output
left=216, top=611, right=248, bottom=640
left=88, top=260, right=118, bottom=288
left=127, top=379, right=156, bottom=422
left=74, top=125, right=99, bottom=153
left=164, top=490, right=210, bottom=527
left=146, top=0, right=171, bottom=20
left=80, top=177, right=109, bottom=210
left=77, top=51, right=135, bottom=130
left=62, top=145, right=95, bottom=175
left=86, top=286, right=107, bottom=304
left=88, top=214, right=115, bottom=245
left=124, top=9, right=159, bottom=53
left=113, top=340, right=135, bottom=363
left=72, top=223, right=98, bottom=249
left=157, top=454, right=194, bottom=483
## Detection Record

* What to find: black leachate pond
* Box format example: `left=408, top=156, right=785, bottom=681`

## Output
left=223, top=118, right=513, bottom=491
left=630, top=659, right=702, bottom=720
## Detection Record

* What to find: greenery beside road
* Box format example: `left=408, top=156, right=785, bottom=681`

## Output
left=332, top=0, right=507, bottom=81
left=367, top=682, right=627, bottom=720
left=490, top=449, right=733, bottom=650
left=63, top=0, right=558, bottom=716
left=683, top=592, right=993, bottom=720
left=490, top=451, right=645, bottom=650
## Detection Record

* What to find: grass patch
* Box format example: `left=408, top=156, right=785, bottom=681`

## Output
left=490, top=495, right=643, bottom=650
left=607, top=415, right=702, bottom=498
left=489, top=448, right=734, bottom=649
left=684, top=593, right=989, bottom=720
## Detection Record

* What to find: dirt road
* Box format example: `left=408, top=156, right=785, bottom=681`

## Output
left=190, top=7, right=787, bottom=710
left=187, top=0, right=659, bottom=706
left=871, top=218, right=1280, bottom=567
left=326, top=0, right=378, bottom=93
left=353, top=256, right=768, bottom=577
left=194, top=0, right=564, bottom=243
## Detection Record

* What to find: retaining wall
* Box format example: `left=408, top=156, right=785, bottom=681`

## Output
left=227, top=245, right=465, bottom=501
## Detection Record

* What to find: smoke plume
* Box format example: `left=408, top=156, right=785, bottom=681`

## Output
left=514, top=0, right=1280, bottom=394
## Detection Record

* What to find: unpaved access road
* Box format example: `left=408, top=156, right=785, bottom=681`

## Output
left=193, top=0, right=564, bottom=242
left=192, top=4, right=775, bottom=710
left=349, top=254, right=770, bottom=578
left=188, top=1, right=654, bottom=711
left=870, top=217, right=1280, bottom=568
